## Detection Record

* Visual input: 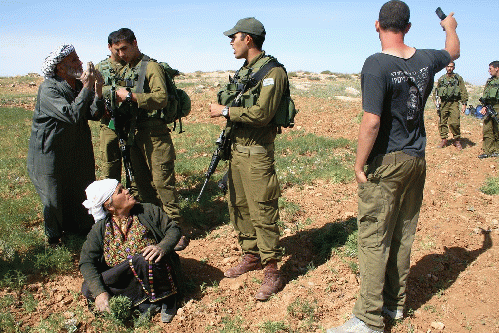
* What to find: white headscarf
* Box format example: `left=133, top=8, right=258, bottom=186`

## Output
left=82, top=179, right=119, bottom=222
left=41, top=44, right=75, bottom=78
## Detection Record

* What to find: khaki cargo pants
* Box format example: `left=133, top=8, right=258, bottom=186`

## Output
left=353, top=151, right=426, bottom=331
left=227, top=143, right=281, bottom=265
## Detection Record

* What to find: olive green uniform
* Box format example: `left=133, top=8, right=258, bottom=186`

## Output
left=95, top=57, right=125, bottom=181
left=117, top=53, right=181, bottom=223
left=482, top=76, right=499, bottom=154
left=222, top=52, right=287, bottom=265
left=434, top=73, right=468, bottom=140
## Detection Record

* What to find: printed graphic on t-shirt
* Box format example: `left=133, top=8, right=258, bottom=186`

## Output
left=390, top=67, right=429, bottom=121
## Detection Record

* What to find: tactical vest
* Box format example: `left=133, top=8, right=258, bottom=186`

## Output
left=218, top=55, right=297, bottom=128
left=483, top=77, right=499, bottom=104
left=436, top=74, right=461, bottom=99
left=218, top=55, right=275, bottom=108
left=117, top=58, right=162, bottom=120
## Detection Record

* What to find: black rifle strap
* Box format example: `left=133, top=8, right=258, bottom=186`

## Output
left=247, top=60, right=291, bottom=99
left=248, top=60, right=282, bottom=89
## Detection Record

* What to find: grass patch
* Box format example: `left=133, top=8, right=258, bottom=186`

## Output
left=276, top=130, right=355, bottom=186
left=312, top=218, right=358, bottom=262
left=480, top=176, right=499, bottom=195
left=286, top=297, right=317, bottom=321
left=259, top=320, right=290, bottom=332
left=219, top=315, right=245, bottom=333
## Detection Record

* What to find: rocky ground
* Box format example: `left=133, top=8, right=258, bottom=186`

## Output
left=2, top=72, right=498, bottom=332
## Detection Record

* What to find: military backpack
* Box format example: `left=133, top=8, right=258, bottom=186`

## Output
left=133, top=55, right=191, bottom=133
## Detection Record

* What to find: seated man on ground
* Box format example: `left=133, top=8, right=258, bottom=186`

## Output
left=79, top=179, right=181, bottom=323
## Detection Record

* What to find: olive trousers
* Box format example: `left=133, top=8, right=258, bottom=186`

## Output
left=482, top=105, right=499, bottom=154
left=353, top=151, right=426, bottom=331
left=130, top=118, right=181, bottom=224
left=99, top=124, right=122, bottom=182
left=438, top=100, right=461, bottom=140
left=227, top=143, right=281, bottom=265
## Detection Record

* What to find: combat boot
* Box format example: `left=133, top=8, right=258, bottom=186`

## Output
left=224, top=253, right=262, bottom=278
left=437, top=139, right=448, bottom=148
left=255, top=260, right=283, bottom=301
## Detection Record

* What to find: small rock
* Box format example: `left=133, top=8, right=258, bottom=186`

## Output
left=431, top=321, right=445, bottom=330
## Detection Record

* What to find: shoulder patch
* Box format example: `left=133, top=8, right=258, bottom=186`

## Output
left=263, top=78, right=274, bottom=87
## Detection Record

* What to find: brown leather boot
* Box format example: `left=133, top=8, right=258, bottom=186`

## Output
left=224, top=254, right=262, bottom=278
left=437, top=139, right=448, bottom=148
left=255, top=260, right=283, bottom=301
left=454, top=139, right=462, bottom=150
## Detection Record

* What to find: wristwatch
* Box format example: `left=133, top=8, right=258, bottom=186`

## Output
left=125, top=91, right=133, bottom=102
left=222, top=106, right=229, bottom=119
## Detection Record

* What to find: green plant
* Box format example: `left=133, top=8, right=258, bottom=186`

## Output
left=259, top=320, right=290, bottom=332
left=0, top=270, right=26, bottom=291
left=0, top=295, right=14, bottom=308
left=286, top=298, right=317, bottom=321
left=312, top=218, right=357, bottom=261
left=109, top=295, right=132, bottom=323
left=219, top=315, right=245, bottom=333
left=34, top=245, right=73, bottom=275
left=21, top=291, right=38, bottom=313
left=480, top=176, right=499, bottom=195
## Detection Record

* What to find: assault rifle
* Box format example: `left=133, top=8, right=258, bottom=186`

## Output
left=196, top=87, right=247, bottom=202
left=106, top=86, right=135, bottom=190
left=479, top=97, right=499, bottom=124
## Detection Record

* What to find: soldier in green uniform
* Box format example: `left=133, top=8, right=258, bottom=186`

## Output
left=95, top=30, right=127, bottom=181
left=478, top=61, right=499, bottom=158
left=209, top=17, right=288, bottom=301
left=434, top=62, right=468, bottom=150
left=109, top=28, right=189, bottom=251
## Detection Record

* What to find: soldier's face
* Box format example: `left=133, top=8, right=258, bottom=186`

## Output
left=489, top=65, right=499, bottom=78
left=230, top=32, right=249, bottom=60
left=446, top=64, right=455, bottom=74
left=108, top=44, right=124, bottom=63
left=111, top=40, right=139, bottom=64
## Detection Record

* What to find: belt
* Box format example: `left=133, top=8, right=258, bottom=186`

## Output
left=372, top=151, right=417, bottom=167
left=233, top=143, right=274, bottom=154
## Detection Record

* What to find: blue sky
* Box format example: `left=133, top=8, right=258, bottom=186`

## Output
left=1, top=0, right=497, bottom=85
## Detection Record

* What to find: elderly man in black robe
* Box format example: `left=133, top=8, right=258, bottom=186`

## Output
left=27, top=44, right=105, bottom=245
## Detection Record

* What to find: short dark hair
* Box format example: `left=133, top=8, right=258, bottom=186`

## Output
left=109, top=28, right=136, bottom=45
left=378, top=0, right=410, bottom=33
left=107, top=30, right=119, bottom=45
left=489, top=61, right=499, bottom=69
left=240, top=32, right=265, bottom=51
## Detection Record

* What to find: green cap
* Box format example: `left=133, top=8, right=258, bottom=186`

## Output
left=223, top=17, right=266, bottom=37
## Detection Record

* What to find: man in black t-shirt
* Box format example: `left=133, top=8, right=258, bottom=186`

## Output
left=326, top=1, right=460, bottom=333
